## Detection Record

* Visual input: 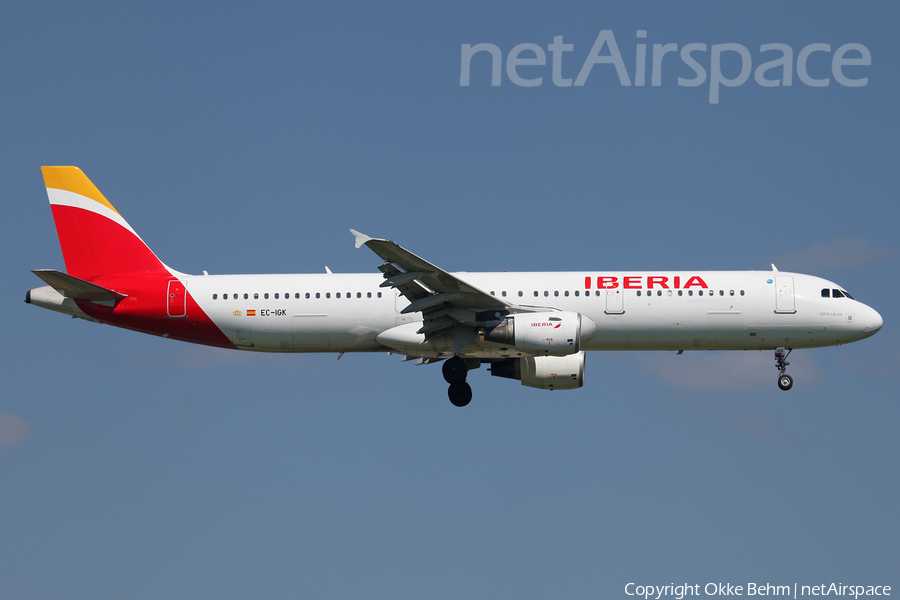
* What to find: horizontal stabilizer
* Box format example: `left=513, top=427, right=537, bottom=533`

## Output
left=31, top=269, right=127, bottom=302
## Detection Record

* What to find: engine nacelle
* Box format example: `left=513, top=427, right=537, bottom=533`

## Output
left=484, top=311, right=595, bottom=356
left=489, top=352, right=585, bottom=390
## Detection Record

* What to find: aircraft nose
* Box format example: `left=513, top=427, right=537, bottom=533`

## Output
left=864, top=306, right=883, bottom=336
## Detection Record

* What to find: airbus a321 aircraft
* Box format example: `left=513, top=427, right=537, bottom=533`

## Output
left=27, top=167, right=883, bottom=406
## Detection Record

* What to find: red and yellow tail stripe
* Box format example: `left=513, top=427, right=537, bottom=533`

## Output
left=42, top=166, right=170, bottom=280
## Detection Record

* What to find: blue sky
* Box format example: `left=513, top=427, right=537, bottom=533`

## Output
left=2, top=2, right=898, bottom=598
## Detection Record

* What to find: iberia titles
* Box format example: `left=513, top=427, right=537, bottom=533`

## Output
left=584, top=275, right=709, bottom=290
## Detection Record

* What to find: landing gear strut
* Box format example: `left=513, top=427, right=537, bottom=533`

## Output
left=443, top=356, right=472, bottom=407
left=775, top=347, right=793, bottom=391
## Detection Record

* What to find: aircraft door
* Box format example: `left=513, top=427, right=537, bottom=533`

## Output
left=167, top=279, right=187, bottom=318
left=775, top=276, right=796, bottom=313
left=605, top=289, right=624, bottom=314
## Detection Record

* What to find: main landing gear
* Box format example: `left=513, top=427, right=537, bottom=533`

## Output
left=775, top=347, right=793, bottom=391
left=443, top=356, right=472, bottom=407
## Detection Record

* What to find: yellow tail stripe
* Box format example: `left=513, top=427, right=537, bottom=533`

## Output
left=41, top=166, right=120, bottom=216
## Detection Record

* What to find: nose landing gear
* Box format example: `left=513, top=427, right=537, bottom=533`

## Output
left=443, top=356, right=472, bottom=407
left=775, top=347, right=793, bottom=391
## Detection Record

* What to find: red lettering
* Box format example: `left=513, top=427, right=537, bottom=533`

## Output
left=683, top=276, right=708, bottom=289
left=584, top=276, right=591, bottom=289
left=597, top=276, right=618, bottom=289
left=623, top=276, right=641, bottom=289
left=647, top=276, right=669, bottom=289
left=674, top=276, right=681, bottom=289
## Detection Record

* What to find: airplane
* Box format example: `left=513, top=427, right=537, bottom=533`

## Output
left=27, top=166, right=883, bottom=406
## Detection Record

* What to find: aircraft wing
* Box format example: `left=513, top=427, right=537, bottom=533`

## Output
left=350, top=230, right=509, bottom=340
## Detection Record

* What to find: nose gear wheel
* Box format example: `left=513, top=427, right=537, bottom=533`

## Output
left=774, top=347, right=793, bottom=391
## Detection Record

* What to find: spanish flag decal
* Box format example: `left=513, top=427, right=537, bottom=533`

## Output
left=247, top=310, right=256, bottom=316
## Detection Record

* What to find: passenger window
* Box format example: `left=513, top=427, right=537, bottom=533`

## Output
left=315, top=292, right=320, bottom=299
left=346, top=292, right=351, bottom=298
left=377, top=292, right=382, bottom=298
left=213, top=294, right=218, bottom=300
left=554, top=291, right=559, bottom=297
left=544, top=291, right=549, bottom=297
left=243, top=293, right=248, bottom=299
left=678, top=290, right=683, bottom=296
left=305, top=293, right=310, bottom=299
left=357, top=292, right=361, bottom=298
left=367, top=292, right=372, bottom=298
left=564, top=291, right=569, bottom=297
left=740, top=290, right=745, bottom=296
left=490, top=291, right=495, bottom=296
left=336, top=293, right=340, bottom=298
left=595, top=291, right=601, bottom=296
left=657, top=290, right=662, bottom=296
left=502, top=291, right=507, bottom=297
left=518, top=291, right=523, bottom=297
left=667, top=290, right=672, bottom=297
left=688, top=290, right=693, bottom=296
left=325, top=293, right=330, bottom=299
left=637, top=290, right=642, bottom=296
left=730, top=290, right=735, bottom=296
left=821, top=288, right=830, bottom=298
left=275, top=293, right=279, bottom=299
left=832, top=289, right=844, bottom=298
left=534, top=291, right=538, bottom=297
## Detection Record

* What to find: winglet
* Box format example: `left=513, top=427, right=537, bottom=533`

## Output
left=771, top=264, right=779, bottom=272
left=349, top=229, right=373, bottom=249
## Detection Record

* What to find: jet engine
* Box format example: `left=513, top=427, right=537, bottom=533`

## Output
left=484, top=311, right=595, bottom=356
left=489, top=352, right=585, bottom=390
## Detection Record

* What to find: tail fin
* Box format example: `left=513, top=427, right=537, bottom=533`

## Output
left=42, top=166, right=171, bottom=280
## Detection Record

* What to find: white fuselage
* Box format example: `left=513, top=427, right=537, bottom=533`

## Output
left=183, top=270, right=881, bottom=357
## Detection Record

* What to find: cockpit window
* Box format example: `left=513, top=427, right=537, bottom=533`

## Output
left=832, top=289, right=844, bottom=298
left=821, top=288, right=830, bottom=298
left=842, top=290, right=854, bottom=300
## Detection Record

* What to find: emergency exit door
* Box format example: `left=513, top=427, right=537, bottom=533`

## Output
left=606, top=289, right=624, bottom=314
